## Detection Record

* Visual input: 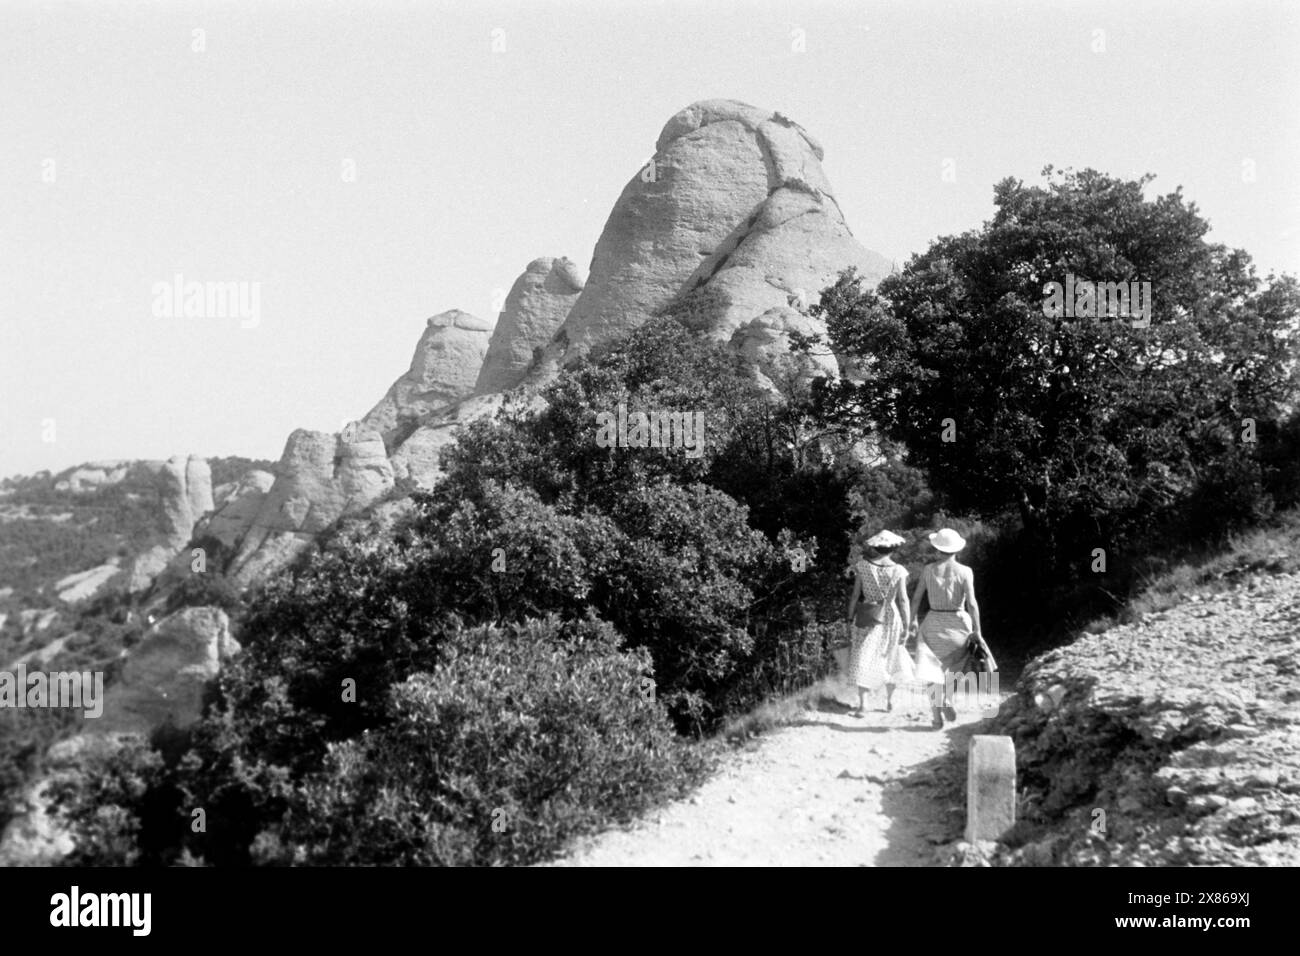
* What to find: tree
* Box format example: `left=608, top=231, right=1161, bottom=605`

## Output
left=799, top=168, right=1300, bottom=569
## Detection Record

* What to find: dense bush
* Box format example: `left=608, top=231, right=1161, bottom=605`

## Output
left=406, top=321, right=837, bottom=729
left=254, top=617, right=705, bottom=866
left=51, top=617, right=708, bottom=867
left=236, top=472, right=786, bottom=734
left=46, top=737, right=169, bottom=867
left=716, top=619, right=839, bottom=714
left=0, top=705, right=89, bottom=843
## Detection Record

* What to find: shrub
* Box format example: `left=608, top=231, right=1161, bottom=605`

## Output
left=165, top=570, right=244, bottom=616
left=410, top=475, right=784, bottom=732
left=717, top=619, right=839, bottom=714
left=249, top=617, right=707, bottom=866
left=47, top=737, right=168, bottom=867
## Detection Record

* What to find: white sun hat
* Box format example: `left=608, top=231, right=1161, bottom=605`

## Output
left=928, top=528, right=966, bottom=553
left=864, top=529, right=906, bottom=548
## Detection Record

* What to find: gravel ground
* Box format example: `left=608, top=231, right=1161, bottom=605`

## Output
left=550, top=686, right=1007, bottom=867
left=976, top=568, right=1300, bottom=866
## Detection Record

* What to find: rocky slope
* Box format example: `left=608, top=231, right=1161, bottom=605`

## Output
left=98, top=606, right=241, bottom=734
left=961, top=564, right=1300, bottom=866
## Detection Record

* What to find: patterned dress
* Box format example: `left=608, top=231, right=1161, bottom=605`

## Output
left=847, top=560, right=908, bottom=690
left=915, top=561, right=975, bottom=684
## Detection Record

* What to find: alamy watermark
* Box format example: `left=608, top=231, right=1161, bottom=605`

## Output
left=1042, top=273, right=1151, bottom=328
left=594, top=403, right=706, bottom=458
left=0, top=666, right=104, bottom=718
left=151, top=273, right=261, bottom=329
left=901, top=669, right=1001, bottom=712
left=50, top=886, right=150, bottom=936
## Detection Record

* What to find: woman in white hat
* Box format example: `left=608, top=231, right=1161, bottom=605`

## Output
left=910, top=528, right=996, bottom=728
left=844, top=529, right=913, bottom=716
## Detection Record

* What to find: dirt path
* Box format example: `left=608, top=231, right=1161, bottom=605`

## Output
left=551, top=684, right=1013, bottom=866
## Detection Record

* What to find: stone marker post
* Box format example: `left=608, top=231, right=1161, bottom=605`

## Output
left=966, top=735, right=1016, bottom=842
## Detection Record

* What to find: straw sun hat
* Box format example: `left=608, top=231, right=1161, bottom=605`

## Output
left=864, top=529, right=906, bottom=548
left=927, top=528, right=966, bottom=553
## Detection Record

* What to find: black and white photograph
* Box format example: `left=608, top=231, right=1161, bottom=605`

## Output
left=0, top=0, right=1295, bottom=933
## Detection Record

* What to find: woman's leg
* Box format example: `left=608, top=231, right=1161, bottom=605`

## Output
left=885, top=682, right=895, bottom=712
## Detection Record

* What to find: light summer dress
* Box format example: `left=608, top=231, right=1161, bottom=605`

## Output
left=915, top=561, right=976, bottom=684
left=847, top=559, right=909, bottom=690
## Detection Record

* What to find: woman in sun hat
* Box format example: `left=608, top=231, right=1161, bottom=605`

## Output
left=910, top=527, right=996, bottom=729
left=844, top=529, right=913, bottom=717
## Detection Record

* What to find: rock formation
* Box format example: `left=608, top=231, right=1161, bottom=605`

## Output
left=227, top=429, right=394, bottom=587
left=220, top=98, right=891, bottom=584
left=98, top=606, right=241, bottom=734
left=54, top=561, right=122, bottom=604
left=533, top=99, right=890, bottom=375
left=219, top=311, right=499, bottom=582
left=475, top=257, right=585, bottom=393
left=387, top=392, right=500, bottom=488
left=124, top=456, right=215, bottom=592
left=360, top=310, right=494, bottom=449
left=730, top=307, right=842, bottom=391
left=204, top=469, right=276, bottom=549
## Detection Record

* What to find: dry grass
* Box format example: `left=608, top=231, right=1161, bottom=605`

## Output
left=1081, top=508, right=1300, bottom=634
left=719, top=676, right=844, bottom=744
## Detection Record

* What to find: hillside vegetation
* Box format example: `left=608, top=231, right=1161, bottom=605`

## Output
left=41, top=169, right=1300, bottom=867
left=0, top=456, right=271, bottom=839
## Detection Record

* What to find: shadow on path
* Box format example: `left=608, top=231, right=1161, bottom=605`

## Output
left=874, top=714, right=999, bottom=865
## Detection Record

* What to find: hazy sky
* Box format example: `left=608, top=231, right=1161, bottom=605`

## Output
left=3, top=0, right=1297, bottom=479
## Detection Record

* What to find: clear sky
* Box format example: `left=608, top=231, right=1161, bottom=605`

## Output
left=2, top=0, right=1297, bottom=479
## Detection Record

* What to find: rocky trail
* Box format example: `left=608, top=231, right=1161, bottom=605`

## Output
left=990, top=566, right=1300, bottom=866
left=551, top=687, right=1011, bottom=867
left=554, top=558, right=1300, bottom=867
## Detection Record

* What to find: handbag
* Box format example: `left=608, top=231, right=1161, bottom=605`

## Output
left=853, top=600, right=885, bottom=628
left=851, top=562, right=892, bottom=628
left=959, top=636, right=995, bottom=674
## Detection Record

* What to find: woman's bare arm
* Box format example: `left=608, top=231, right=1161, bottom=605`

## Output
left=894, top=574, right=910, bottom=641
left=965, top=568, right=992, bottom=658
left=967, top=564, right=982, bottom=639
